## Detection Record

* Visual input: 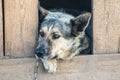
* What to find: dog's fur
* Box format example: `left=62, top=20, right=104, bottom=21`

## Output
left=35, top=4, right=91, bottom=73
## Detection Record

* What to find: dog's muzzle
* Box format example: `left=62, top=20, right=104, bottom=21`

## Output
left=35, top=48, right=46, bottom=57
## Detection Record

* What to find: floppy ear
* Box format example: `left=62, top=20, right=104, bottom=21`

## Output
left=38, top=2, right=50, bottom=16
left=70, top=12, right=91, bottom=36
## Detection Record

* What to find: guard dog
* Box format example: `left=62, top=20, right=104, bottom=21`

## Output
left=35, top=5, right=91, bottom=73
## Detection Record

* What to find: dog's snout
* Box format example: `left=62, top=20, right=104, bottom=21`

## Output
left=35, top=48, right=45, bottom=57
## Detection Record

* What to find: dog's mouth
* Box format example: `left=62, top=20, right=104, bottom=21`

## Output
left=35, top=47, right=60, bottom=60
left=51, top=55, right=58, bottom=59
left=36, top=53, right=59, bottom=60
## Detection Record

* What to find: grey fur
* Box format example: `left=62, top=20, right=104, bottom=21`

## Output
left=35, top=5, right=91, bottom=73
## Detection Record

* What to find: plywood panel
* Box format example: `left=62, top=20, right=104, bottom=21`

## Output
left=93, top=0, right=120, bottom=54
left=4, top=0, right=38, bottom=57
left=0, top=54, right=120, bottom=80
left=0, top=0, right=3, bottom=56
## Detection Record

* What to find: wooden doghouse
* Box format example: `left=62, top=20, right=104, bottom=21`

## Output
left=0, top=0, right=120, bottom=80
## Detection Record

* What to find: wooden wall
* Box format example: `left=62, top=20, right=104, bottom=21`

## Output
left=0, top=54, right=120, bottom=80
left=0, top=0, right=3, bottom=56
left=4, top=0, right=38, bottom=57
left=0, top=0, right=120, bottom=57
left=0, top=1, right=120, bottom=79
left=93, top=0, right=120, bottom=54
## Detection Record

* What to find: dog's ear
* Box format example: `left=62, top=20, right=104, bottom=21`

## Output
left=38, top=2, right=50, bottom=16
left=70, top=12, right=91, bottom=36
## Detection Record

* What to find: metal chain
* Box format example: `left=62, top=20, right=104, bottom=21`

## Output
left=33, top=54, right=40, bottom=80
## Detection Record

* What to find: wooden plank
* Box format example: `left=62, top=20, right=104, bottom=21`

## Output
left=0, top=0, right=3, bottom=56
left=0, top=54, right=120, bottom=80
left=93, top=0, right=120, bottom=54
left=4, top=0, right=38, bottom=57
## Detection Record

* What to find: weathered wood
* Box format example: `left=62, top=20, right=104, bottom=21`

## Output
left=4, top=0, right=38, bottom=57
left=0, top=54, right=120, bottom=80
left=0, top=0, right=3, bottom=56
left=93, top=0, right=120, bottom=54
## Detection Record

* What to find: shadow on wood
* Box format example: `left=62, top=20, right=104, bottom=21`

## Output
left=0, top=0, right=3, bottom=56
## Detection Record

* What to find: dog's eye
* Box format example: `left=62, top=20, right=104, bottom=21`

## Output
left=39, top=31, right=44, bottom=37
left=52, top=34, right=60, bottom=39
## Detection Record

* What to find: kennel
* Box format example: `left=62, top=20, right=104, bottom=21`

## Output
left=0, top=0, right=120, bottom=80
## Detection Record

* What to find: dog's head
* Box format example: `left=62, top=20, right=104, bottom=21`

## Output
left=35, top=6, right=91, bottom=60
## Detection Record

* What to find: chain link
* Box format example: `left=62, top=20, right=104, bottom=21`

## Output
left=33, top=54, right=40, bottom=80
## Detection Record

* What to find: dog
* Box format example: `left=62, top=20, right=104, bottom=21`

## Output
left=35, top=4, right=91, bottom=73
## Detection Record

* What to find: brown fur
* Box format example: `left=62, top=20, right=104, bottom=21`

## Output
left=35, top=4, right=91, bottom=73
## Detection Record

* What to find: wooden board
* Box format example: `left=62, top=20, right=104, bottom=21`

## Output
left=93, top=0, right=120, bottom=54
left=4, top=0, right=38, bottom=57
left=0, top=0, right=3, bottom=56
left=0, top=54, right=120, bottom=80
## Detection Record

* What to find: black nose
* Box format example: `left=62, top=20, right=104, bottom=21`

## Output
left=35, top=48, right=45, bottom=57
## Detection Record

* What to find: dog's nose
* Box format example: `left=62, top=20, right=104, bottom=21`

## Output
left=35, top=48, right=45, bottom=57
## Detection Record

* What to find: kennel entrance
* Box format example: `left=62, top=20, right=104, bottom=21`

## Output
left=39, top=0, right=93, bottom=54
left=0, top=0, right=119, bottom=57
left=0, top=0, right=120, bottom=80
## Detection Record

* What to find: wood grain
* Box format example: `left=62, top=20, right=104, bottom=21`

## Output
left=0, top=0, right=3, bottom=56
left=4, top=0, right=38, bottom=57
left=93, top=0, right=120, bottom=54
left=0, top=54, right=120, bottom=80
